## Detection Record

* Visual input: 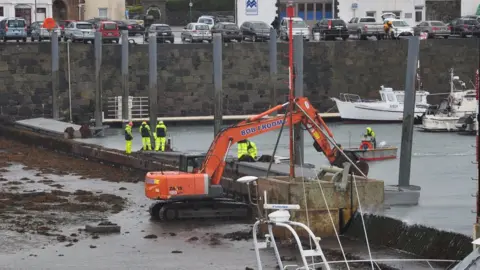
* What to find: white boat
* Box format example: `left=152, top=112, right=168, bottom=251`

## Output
left=420, top=69, right=476, bottom=132
left=455, top=113, right=477, bottom=135
left=331, top=86, right=430, bottom=122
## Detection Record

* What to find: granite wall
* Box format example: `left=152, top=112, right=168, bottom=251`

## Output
left=0, top=39, right=478, bottom=121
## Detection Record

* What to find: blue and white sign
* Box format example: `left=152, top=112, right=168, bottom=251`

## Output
left=246, top=0, right=258, bottom=15
left=351, top=3, right=358, bottom=9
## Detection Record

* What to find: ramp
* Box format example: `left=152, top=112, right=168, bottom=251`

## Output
left=15, top=118, right=82, bottom=138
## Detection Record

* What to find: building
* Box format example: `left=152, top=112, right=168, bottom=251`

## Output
left=83, top=0, right=125, bottom=21
left=338, top=0, right=426, bottom=26
left=461, top=0, right=479, bottom=16
left=51, top=0, right=124, bottom=22
left=0, top=0, right=53, bottom=25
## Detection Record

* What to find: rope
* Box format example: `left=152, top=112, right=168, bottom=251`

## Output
left=351, top=173, right=374, bottom=269
left=314, top=169, right=350, bottom=270
left=298, top=151, right=314, bottom=265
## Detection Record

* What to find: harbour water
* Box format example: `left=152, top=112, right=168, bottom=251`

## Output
left=82, top=123, right=476, bottom=236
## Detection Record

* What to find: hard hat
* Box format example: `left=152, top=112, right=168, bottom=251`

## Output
left=366, top=127, right=371, bottom=131
left=128, top=121, right=133, bottom=126
left=159, top=121, right=164, bottom=124
left=142, top=121, right=147, bottom=125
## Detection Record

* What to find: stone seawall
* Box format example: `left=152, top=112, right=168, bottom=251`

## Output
left=346, top=213, right=472, bottom=260
left=0, top=39, right=478, bottom=121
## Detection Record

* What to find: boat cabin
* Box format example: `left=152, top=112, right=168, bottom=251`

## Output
left=380, top=86, right=429, bottom=108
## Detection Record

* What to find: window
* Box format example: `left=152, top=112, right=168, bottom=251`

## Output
left=292, top=20, right=307, bottom=28
left=252, top=22, right=268, bottom=29
left=297, top=3, right=305, bottom=19
left=36, top=8, right=46, bottom=13
left=198, top=18, right=213, bottom=25
left=396, top=95, right=404, bottom=103
left=383, top=11, right=401, bottom=18
left=405, top=13, right=412, bottom=19
left=306, top=3, right=314, bottom=20
left=386, top=93, right=394, bottom=102
left=381, top=93, right=386, bottom=101
left=0, top=7, right=3, bottom=17
left=76, top=23, right=93, bottom=29
left=195, top=24, right=209, bottom=30
left=8, top=20, right=25, bottom=27
left=366, top=11, right=375, bottom=17
left=102, top=23, right=116, bottom=30
left=415, top=11, right=422, bottom=22
left=430, top=21, right=445, bottom=26
left=360, top=17, right=376, bottom=23
left=224, top=24, right=238, bottom=30
left=98, top=8, right=108, bottom=18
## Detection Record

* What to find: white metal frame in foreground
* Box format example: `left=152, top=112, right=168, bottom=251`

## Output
left=236, top=176, right=460, bottom=270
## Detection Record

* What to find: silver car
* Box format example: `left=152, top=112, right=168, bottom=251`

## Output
left=30, top=21, right=61, bottom=42
left=279, top=17, right=310, bottom=41
left=63, top=21, right=95, bottom=43
left=181, top=23, right=212, bottom=43
left=413, top=20, right=450, bottom=39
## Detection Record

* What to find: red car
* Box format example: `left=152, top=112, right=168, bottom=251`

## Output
left=97, top=21, right=120, bottom=43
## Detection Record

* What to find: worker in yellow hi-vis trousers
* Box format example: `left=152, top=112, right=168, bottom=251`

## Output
left=124, top=121, right=133, bottom=154
left=139, top=121, right=152, bottom=150
left=154, top=121, right=167, bottom=151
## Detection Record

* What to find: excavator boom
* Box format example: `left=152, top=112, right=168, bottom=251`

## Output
left=145, top=97, right=368, bottom=221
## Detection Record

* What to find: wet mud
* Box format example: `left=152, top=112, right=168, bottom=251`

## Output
left=0, top=138, right=142, bottom=183
left=0, top=137, right=129, bottom=253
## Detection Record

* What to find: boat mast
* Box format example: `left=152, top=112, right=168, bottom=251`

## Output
left=287, top=1, right=295, bottom=179
left=476, top=68, right=479, bottom=224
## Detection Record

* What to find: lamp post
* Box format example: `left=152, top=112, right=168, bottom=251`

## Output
left=189, top=1, right=192, bottom=22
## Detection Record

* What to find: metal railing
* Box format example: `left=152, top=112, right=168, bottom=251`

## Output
left=104, top=96, right=149, bottom=121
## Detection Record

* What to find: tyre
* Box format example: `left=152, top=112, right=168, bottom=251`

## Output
left=115, top=39, right=119, bottom=43
left=444, top=35, right=449, bottom=39
left=321, top=32, right=326, bottom=40
left=22, top=38, right=26, bottom=42
left=169, top=39, right=174, bottom=43
left=30, top=36, right=34, bottom=42
left=342, top=36, right=348, bottom=41
left=38, top=37, right=42, bottom=42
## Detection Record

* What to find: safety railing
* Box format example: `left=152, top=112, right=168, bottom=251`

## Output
left=103, top=96, right=149, bottom=122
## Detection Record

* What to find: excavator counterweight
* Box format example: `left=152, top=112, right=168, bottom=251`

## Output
left=145, top=97, right=369, bottom=221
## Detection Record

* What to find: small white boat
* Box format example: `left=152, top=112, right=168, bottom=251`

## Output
left=331, top=86, right=430, bottom=122
left=420, top=69, right=476, bottom=132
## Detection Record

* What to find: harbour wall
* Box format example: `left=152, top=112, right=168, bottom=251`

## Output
left=0, top=116, right=473, bottom=260
left=0, top=39, right=478, bottom=121
left=346, top=213, right=473, bottom=261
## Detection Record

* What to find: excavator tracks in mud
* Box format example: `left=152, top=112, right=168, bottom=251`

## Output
left=149, top=198, right=253, bottom=221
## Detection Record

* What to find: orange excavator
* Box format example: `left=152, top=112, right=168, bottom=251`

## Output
left=145, top=97, right=369, bottom=220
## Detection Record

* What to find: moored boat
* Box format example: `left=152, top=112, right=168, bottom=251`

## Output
left=420, top=68, right=476, bottom=132
left=331, top=86, right=430, bottom=123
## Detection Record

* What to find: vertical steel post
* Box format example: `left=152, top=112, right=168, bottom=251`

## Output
left=149, top=33, right=158, bottom=138
left=293, top=34, right=304, bottom=166
left=398, top=37, right=420, bottom=187
left=269, top=27, right=277, bottom=115
left=51, top=31, right=59, bottom=119
left=476, top=68, right=479, bottom=223
left=287, top=1, right=295, bottom=178
left=94, top=32, right=103, bottom=135
left=213, top=33, right=223, bottom=137
left=121, top=30, right=129, bottom=127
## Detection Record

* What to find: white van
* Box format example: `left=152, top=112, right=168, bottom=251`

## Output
left=197, top=16, right=215, bottom=30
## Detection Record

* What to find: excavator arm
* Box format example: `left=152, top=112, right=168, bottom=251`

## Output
left=201, top=97, right=367, bottom=185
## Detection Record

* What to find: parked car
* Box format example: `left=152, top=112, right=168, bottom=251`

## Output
left=197, top=16, right=216, bottom=30
left=63, top=21, right=95, bottom=43
left=58, top=20, right=75, bottom=38
left=181, top=23, right=212, bottom=43
left=462, top=15, right=480, bottom=23
left=279, top=17, right=310, bottom=41
left=239, top=21, right=271, bottom=42
left=0, top=17, right=27, bottom=42
left=389, top=19, right=414, bottom=39
left=97, top=21, right=120, bottom=43
left=413, top=21, right=449, bottom=39
left=144, top=24, right=174, bottom=43
left=312, top=19, right=348, bottom=40
left=448, top=18, right=479, bottom=38
left=347, top=17, right=383, bottom=40
left=126, top=21, right=144, bottom=36
left=30, top=21, right=61, bottom=42
left=211, top=22, right=242, bottom=42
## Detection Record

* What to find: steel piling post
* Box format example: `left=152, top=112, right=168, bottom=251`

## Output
left=293, top=34, right=304, bottom=166
left=213, top=33, right=223, bottom=137
left=94, top=32, right=103, bottom=136
left=121, top=30, right=129, bottom=128
left=269, top=27, right=277, bottom=115
left=51, top=31, right=59, bottom=119
left=149, top=33, right=158, bottom=144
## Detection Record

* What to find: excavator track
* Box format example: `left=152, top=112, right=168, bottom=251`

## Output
left=149, top=198, right=253, bottom=221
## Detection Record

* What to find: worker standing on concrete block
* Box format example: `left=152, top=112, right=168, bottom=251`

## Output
left=139, top=121, right=152, bottom=150
left=124, top=121, right=133, bottom=154
left=154, top=121, right=167, bottom=152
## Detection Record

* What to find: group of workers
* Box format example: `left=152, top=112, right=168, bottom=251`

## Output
left=124, top=120, right=377, bottom=158
left=124, top=121, right=168, bottom=154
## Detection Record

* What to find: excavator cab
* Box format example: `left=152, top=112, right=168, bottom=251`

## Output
left=178, top=153, right=206, bottom=173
